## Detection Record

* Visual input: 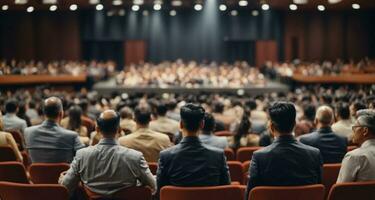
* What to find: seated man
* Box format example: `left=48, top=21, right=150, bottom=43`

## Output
left=59, top=110, right=156, bottom=196
left=24, top=97, right=84, bottom=163
left=157, top=104, right=230, bottom=196
left=337, top=110, right=375, bottom=182
left=2, top=99, right=27, bottom=134
left=199, top=113, right=228, bottom=149
left=300, top=105, right=347, bottom=163
left=150, top=102, right=180, bottom=139
left=246, top=102, right=322, bottom=199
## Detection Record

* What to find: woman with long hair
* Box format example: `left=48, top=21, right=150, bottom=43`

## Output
left=67, top=106, right=89, bottom=145
left=0, top=111, right=23, bottom=162
left=229, top=109, right=260, bottom=149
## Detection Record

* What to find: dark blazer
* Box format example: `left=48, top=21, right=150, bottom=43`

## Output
left=156, top=136, right=230, bottom=194
left=299, top=127, right=348, bottom=164
left=246, top=135, right=322, bottom=200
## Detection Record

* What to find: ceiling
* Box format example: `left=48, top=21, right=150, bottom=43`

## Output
left=1, top=0, right=374, bottom=11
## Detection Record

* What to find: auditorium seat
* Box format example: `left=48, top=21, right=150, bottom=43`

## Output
left=215, top=131, right=233, bottom=137
left=249, top=184, right=325, bottom=200
left=0, top=162, right=29, bottom=183
left=7, top=130, right=24, bottom=151
left=84, top=185, right=152, bottom=200
left=242, top=161, right=251, bottom=185
left=0, top=181, right=69, bottom=200
left=0, top=146, right=17, bottom=162
left=227, top=161, right=244, bottom=185
left=148, top=162, right=158, bottom=175
left=224, top=148, right=235, bottom=161
left=347, top=146, right=357, bottom=152
left=29, top=163, right=70, bottom=184
left=160, top=185, right=243, bottom=200
left=236, top=147, right=262, bottom=162
left=322, top=164, right=341, bottom=198
left=327, top=181, right=375, bottom=200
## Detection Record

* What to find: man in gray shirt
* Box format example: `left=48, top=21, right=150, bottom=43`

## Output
left=24, top=97, right=84, bottom=163
left=59, top=110, right=156, bottom=196
left=199, top=113, right=228, bottom=149
left=2, top=99, right=27, bottom=134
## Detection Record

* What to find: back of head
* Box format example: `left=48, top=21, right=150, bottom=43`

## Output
left=156, top=102, right=168, bottom=116
left=335, top=102, right=350, bottom=120
left=315, top=105, right=334, bottom=126
left=356, top=110, right=375, bottom=135
left=43, top=97, right=63, bottom=120
left=268, top=101, right=296, bottom=134
left=68, top=105, right=82, bottom=130
left=352, top=101, right=367, bottom=116
left=120, top=107, right=133, bottom=119
left=5, top=99, right=18, bottom=114
left=213, top=101, right=224, bottom=114
left=79, top=99, right=89, bottom=112
left=96, top=110, right=120, bottom=137
left=180, top=103, right=205, bottom=133
left=303, top=104, right=316, bottom=121
left=134, top=106, right=152, bottom=126
left=202, top=113, right=215, bottom=133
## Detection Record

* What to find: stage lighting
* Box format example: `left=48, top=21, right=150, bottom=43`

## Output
left=96, top=4, right=104, bottom=11
left=132, top=5, right=140, bottom=11
left=133, top=0, right=144, bottom=5
left=49, top=5, right=57, bottom=11
left=43, top=0, right=57, bottom=4
left=328, top=0, right=342, bottom=4
left=289, top=4, right=297, bottom=11
left=170, top=10, right=177, bottom=16
left=219, top=4, right=227, bottom=11
left=27, top=6, right=34, bottom=13
left=15, top=0, right=27, bottom=5
left=70, top=4, right=78, bottom=11
left=154, top=4, right=162, bottom=10
left=261, top=4, right=269, bottom=10
left=89, top=0, right=100, bottom=5
left=352, top=3, right=360, bottom=10
left=171, top=0, right=182, bottom=7
left=317, top=5, right=325, bottom=11
left=231, top=10, right=238, bottom=16
left=194, top=4, right=203, bottom=11
left=293, top=0, right=308, bottom=4
left=252, top=10, right=259, bottom=16
left=113, top=0, right=123, bottom=6
left=1, top=5, right=9, bottom=10
left=239, top=0, right=248, bottom=7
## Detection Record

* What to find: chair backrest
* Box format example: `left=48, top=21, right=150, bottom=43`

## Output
left=0, top=146, right=17, bottom=162
left=148, top=162, right=158, bottom=175
left=7, top=130, right=24, bottom=151
left=249, top=184, right=325, bottom=200
left=327, top=181, right=375, bottom=200
left=29, top=163, right=70, bottom=184
left=84, top=185, right=152, bottom=200
left=160, top=185, right=243, bottom=200
left=0, top=181, right=69, bottom=200
left=242, top=161, right=251, bottom=185
left=0, top=162, right=29, bottom=183
left=227, top=161, right=243, bottom=184
left=214, top=131, right=233, bottom=137
left=236, top=147, right=262, bottom=162
left=347, top=146, right=357, bottom=152
left=224, top=148, right=235, bottom=161
left=322, top=164, right=341, bottom=198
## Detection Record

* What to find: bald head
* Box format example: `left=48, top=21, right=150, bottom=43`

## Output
left=315, top=105, right=334, bottom=126
left=43, top=97, right=63, bottom=120
left=97, top=110, right=120, bottom=136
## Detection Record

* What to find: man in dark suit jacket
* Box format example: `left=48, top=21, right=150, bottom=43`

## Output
left=157, top=104, right=230, bottom=196
left=299, top=105, right=347, bottom=163
left=246, top=102, right=322, bottom=200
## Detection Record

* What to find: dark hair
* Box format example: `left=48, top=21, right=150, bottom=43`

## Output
left=180, top=103, right=205, bottom=132
left=245, top=99, right=257, bottom=111
left=120, top=107, right=133, bottom=119
left=5, top=99, right=18, bottom=113
left=233, top=110, right=251, bottom=149
left=202, top=113, right=215, bottom=133
left=268, top=101, right=296, bottom=134
left=134, top=106, right=152, bottom=125
left=43, top=99, right=62, bottom=119
left=96, top=112, right=120, bottom=135
left=68, top=106, right=83, bottom=133
left=335, top=102, right=350, bottom=120
left=213, top=102, right=224, bottom=113
left=352, top=101, right=367, bottom=113
left=79, top=99, right=89, bottom=112
left=303, top=104, right=316, bottom=121
left=156, top=102, right=168, bottom=116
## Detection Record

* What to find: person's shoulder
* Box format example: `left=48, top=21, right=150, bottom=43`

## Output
left=296, top=141, right=321, bottom=155
left=58, top=127, right=79, bottom=137
left=159, top=144, right=180, bottom=157
left=25, top=124, right=42, bottom=133
left=202, top=144, right=225, bottom=155
left=299, top=132, right=317, bottom=142
left=151, top=130, right=170, bottom=141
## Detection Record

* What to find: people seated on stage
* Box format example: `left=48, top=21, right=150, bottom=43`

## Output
left=156, top=104, right=230, bottom=196
left=245, top=102, right=322, bottom=199
left=59, top=110, right=156, bottom=195
left=119, top=106, right=172, bottom=163
left=199, top=113, right=228, bottom=150
left=332, top=102, right=353, bottom=140
left=150, top=102, right=180, bottom=139
left=62, top=106, right=90, bottom=145
left=24, top=97, right=84, bottom=163
left=299, top=105, right=347, bottom=164
left=337, top=110, right=375, bottom=183
left=119, top=106, right=137, bottom=134
left=2, top=99, right=27, bottom=134
left=0, top=111, right=23, bottom=162
left=228, top=111, right=259, bottom=149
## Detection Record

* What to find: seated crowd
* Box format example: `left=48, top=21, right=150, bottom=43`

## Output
left=0, top=85, right=374, bottom=199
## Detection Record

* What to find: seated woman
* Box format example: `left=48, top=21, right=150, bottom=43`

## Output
left=228, top=110, right=260, bottom=150
left=65, top=106, right=90, bottom=145
left=0, top=111, right=23, bottom=162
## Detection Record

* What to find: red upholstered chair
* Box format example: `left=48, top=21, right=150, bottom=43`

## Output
left=249, top=184, right=325, bottom=200
left=0, top=146, right=17, bottom=162
left=84, top=185, right=152, bottom=200
left=160, top=185, right=243, bottom=200
left=236, top=147, right=262, bottom=162
left=215, top=131, right=233, bottom=137
left=29, top=163, right=70, bottom=184
left=242, top=160, right=251, bottom=185
left=322, top=164, right=341, bottom=198
left=227, top=161, right=244, bottom=185
left=148, top=162, right=158, bottom=175
left=347, top=146, right=357, bottom=152
left=224, top=148, right=235, bottom=161
left=0, top=181, right=69, bottom=200
left=327, top=181, right=375, bottom=200
left=7, top=130, right=24, bottom=151
left=0, top=162, right=29, bottom=183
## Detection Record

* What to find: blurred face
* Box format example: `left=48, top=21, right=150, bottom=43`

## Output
left=351, top=120, right=368, bottom=145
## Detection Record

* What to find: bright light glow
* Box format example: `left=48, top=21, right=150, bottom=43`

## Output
left=170, top=10, right=176, bottom=16
left=293, top=0, right=308, bottom=4
left=352, top=3, right=360, bottom=10
left=27, top=6, right=34, bottom=12
left=142, top=10, right=149, bottom=16
left=231, top=10, right=238, bottom=16
left=69, top=4, right=78, bottom=11
left=113, top=0, right=123, bottom=6
left=219, top=4, right=227, bottom=11
left=289, top=4, right=297, bottom=11
left=238, top=0, right=248, bottom=7
left=252, top=10, right=259, bottom=16
left=317, top=5, right=325, bottom=11
left=89, top=0, right=100, bottom=4
left=133, top=0, right=144, bottom=5
left=261, top=4, right=269, bottom=10
left=43, top=0, right=57, bottom=4
left=15, top=0, right=28, bottom=5
left=96, top=4, right=104, bottom=11
left=153, top=4, right=162, bottom=10
left=194, top=4, right=203, bottom=11
left=132, top=5, right=140, bottom=11
left=119, top=9, right=125, bottom=16
left=49, top=5, right=57, bottom=11
left=171, top=0, right=182, bottom=6
left=1, top=5, right=9, bottom=10
left=328, top=0, right=342, bottom=4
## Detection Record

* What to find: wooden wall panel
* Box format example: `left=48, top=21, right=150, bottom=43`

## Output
left=124, top=40, right=147, bottom=65
left=256, top=40, right=278, bottom=67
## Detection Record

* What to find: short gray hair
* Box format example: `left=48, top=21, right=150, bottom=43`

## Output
left=357, top=109, right=375, bottom=133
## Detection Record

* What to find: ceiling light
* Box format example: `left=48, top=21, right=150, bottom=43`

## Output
left=49, top=5, right=57, bottom=11
left=26, top=6, right=34, bottom=13
left=113, top=0, right=123, bottom=6
left=1, top=5, right=9, bottom=10
left=231, top=10, right=238, bottom=16
left=328, top=0, right=342, bottom=4
left=238, top=0, right=248, bottom=7
left=154, top=4, right=162, bottom=10
left=317, top=5, right=325, bottom=11
left=70, top=4, right=78, bottom=11
left=252, top=10, right=259, bottom=16
left=42, top=0, right=57, bottom=4
left=352, top=3, right=360, bottom=10
left=142, top=10, right=149, bottom=16
left=170, top=9, right=177, bottom=16
left=15, top=0, right=28, bottom=5
left=261, top=4, right=269, bottom=11
left=293, top=0, right=308, bottom=4
left=133, top=0, right=144, bottom=5
left=171, top=0, right=182, bottom=7
left=289, top=4, right=297, bottom=11
left=89, top=0, right=100, bottom=4
left=194, top=4, right=203, bottom=11
left=132, top=5, right=140, bottom=11
left=219, top=4, right=227, bottom=11
left=96, top=4, right=104, bottom=10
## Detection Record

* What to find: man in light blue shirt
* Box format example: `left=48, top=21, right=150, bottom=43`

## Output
left=2, top=99, right=27, bottom=134
left=199, top=113, right=228, bottom=149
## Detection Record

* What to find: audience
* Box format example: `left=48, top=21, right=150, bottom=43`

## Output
left=119, top=106, right=172, bottom=162
left=24, top=97, right=84, bottom=163
left=246, top=102, right=322, bottom=199
left=119, top=106, right=137, bottom=134
left=59, top=110, right=156, bottom=196
left=299, top=106, right=347, bottom=163
left=2, top=99, right=27, bottom=134
left=0, top=111, right=23, bottom=162
left=64, top=106, right=90, bottom=145
left=228, top=111, right=259, bottom=149
left=332, top=102, right=353, bottom=140
left=199, top=113, right=228, bottom=149
left=149, top=102, right=180, bottom=139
